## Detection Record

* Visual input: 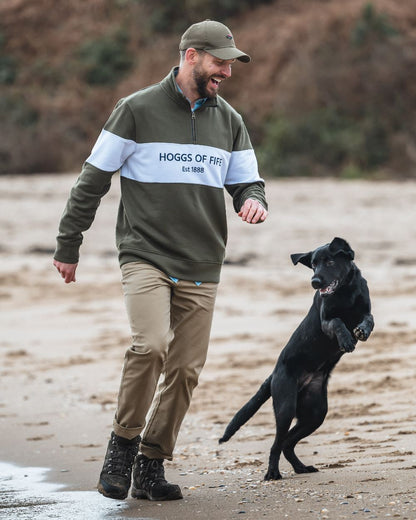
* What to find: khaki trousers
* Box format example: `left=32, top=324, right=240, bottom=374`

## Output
left=113, top=261, right=218, bottom=460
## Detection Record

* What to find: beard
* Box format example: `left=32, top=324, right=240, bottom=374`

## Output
left=192, top=64, right=218, bottom=99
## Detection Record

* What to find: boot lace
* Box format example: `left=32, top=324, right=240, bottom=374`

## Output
left=104, top=436, right=138, bottom=477
left=140, top=457, right=167, bottom=487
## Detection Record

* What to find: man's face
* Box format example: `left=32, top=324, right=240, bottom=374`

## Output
left=192, top=52, right=234, bottom=99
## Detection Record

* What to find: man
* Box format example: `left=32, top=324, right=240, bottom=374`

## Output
left=53, top=20, right=268, bottom=501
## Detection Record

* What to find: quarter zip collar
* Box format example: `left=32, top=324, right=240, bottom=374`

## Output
left=174, top=68, right=207, bottom=111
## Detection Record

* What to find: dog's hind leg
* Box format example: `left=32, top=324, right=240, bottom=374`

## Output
left=282, top=421, right=323, bottom=474
left=283, top=382, right=328, bottom=474
left=264, top=376, right=297, bottom=481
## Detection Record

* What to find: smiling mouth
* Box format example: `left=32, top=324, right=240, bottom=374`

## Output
left=319, top=280, right=339, bottom=296
left=210, top=77, right=223, bottom=88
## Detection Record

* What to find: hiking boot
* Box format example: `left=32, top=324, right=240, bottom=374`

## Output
left=97, top=432, right=140, bottom=500
left=131, top=454, right=183, bottom=501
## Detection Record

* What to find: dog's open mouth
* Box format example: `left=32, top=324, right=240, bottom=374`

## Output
left=319, top=280, right=338, bottom=296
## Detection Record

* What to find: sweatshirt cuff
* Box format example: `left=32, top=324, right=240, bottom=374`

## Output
left=53, top=244, right=80, bottom=264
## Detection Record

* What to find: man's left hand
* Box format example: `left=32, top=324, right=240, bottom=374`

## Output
left=238, top=198, right=268, bottom=224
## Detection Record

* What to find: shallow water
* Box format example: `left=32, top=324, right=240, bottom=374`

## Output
left=0, top=462, right=144, bottom=519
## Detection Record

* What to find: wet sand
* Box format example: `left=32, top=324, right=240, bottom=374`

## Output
left=1, top=174, right=416, bottom=519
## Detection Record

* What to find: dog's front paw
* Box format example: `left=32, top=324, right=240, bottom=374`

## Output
left=354, top=326, right=370, bottom=342
left=338, top=332, right=356, bottom=353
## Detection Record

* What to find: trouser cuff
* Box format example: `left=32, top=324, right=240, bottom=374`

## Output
left=113, top=419, right=142, bottom=441
left=140, top=439, right=173, bottom=461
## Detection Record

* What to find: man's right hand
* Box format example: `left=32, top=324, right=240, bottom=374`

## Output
left=53, top=260, right=78, bottom=283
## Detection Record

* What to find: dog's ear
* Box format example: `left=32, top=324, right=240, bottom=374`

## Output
left=291, top=252, right=313, bottom=268
left=329, top=237, right=355, bottom=260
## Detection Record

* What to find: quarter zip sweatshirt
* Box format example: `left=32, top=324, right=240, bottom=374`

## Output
left=54, top=67, right=267, bottom=283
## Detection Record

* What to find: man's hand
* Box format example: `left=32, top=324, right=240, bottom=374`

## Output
left=53, top=260, right=78, bottom=283
left=238, top=198, right=268, bottom=224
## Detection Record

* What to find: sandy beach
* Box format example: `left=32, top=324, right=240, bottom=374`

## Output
left=1, top=174, right=416, bottom=519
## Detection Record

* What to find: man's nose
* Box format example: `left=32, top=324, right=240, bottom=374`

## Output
left=221, top=64, right=232, bottom=78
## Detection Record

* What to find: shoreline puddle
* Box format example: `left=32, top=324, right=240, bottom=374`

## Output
left=0, top=462, right=131, bottom=519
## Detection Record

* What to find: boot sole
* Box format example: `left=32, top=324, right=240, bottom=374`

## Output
left=131, top=486, right=183, bottom=501
left=97, top=481, right=128, bottom=500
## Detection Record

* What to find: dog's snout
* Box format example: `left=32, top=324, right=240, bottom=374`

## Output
left=311, top=276, right=323, bottom=289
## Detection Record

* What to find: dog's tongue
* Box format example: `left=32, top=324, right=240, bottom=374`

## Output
left=319, top=280, right=337, bottom=295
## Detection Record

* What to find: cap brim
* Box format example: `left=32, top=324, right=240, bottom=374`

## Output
left=205, top=47, right=251, bottom=63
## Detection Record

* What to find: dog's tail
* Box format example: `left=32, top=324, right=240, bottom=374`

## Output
left=219, top=375, right=272, bottom=443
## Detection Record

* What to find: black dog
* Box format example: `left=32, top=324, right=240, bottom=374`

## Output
left=219, top=237, right=374, bottom=480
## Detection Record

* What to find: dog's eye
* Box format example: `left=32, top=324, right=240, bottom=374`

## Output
left=326, top=260, right=335, bottom=267
left=311, top=263, right=316, bottom=269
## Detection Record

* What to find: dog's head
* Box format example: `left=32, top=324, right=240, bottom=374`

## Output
left=291, top=237, right=355, bottom=297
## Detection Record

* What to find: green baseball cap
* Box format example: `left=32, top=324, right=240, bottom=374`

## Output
left=179, top=20, right=251, bottom=63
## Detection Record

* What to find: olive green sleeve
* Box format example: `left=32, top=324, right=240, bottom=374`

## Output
left=226, top=181, right=268, bottom=215
left=54, top=163, right=114, bottom=263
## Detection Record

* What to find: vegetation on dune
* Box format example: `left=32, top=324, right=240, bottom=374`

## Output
left=257, top=3, right=408, bottom=178
left=0, top=0, right=415, bottom=177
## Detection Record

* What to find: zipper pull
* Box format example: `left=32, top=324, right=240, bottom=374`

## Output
left=191, top=111, right=196, bottom=144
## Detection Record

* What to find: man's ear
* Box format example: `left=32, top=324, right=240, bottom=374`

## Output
left=291, top=251, right=313, bottom=268
left=329, top=237, right=355, bottom=260
left=185, top=47, right=200, bottom=64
